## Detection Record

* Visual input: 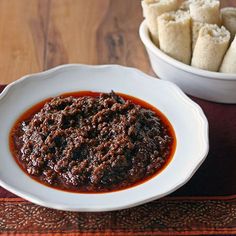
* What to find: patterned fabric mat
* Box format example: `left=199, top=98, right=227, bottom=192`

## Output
left=1, top=196, right=236, bottom=235
left=0, top=84, right=236, bottom=235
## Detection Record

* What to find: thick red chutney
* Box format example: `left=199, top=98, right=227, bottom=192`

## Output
left=9, top=91, right=176, bottom=193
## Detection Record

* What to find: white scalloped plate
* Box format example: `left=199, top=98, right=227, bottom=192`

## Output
left=0, top=64, right=209, bottom=212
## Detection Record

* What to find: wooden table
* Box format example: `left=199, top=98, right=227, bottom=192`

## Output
left=0, top=0, right=235, bottom=85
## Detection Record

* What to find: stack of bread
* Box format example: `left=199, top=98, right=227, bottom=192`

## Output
left=142, top=0, right=236, bottom=73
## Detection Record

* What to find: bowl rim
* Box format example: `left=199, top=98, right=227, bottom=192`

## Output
left=139, top=20, right=236, bottom=81
left=0, top=64, right=209, bottom=211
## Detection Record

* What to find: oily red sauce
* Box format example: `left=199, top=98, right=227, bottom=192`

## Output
left=9, top=91, right=176, bottom=193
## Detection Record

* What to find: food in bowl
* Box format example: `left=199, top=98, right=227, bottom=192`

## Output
left=141, top=0, right=236, bottom=73
left=139, top=20, right=236, bottom=103
left=0, top=64, right=209, bottom=211
left=9, top=91, right=176, bottom=193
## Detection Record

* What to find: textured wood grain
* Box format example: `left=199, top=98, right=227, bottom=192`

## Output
left=0, top=0, right=235, bottom=83
left=45, top=0, right=110, bottom=68
left=96, top=0, right=152, bottom=74
left=46, top=0, right=152, bottom=74
left=0, top=0, right=49, bottom=84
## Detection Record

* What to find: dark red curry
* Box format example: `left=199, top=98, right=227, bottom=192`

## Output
left=9, top=91, right=176, bottom=193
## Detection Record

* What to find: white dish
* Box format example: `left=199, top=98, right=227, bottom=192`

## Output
left=139, top=20, right=236, bottom=104
left=0, top=64, right=208, bottom=212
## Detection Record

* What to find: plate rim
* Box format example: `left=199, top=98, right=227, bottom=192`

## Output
left=0, top=64, right=209, bottom=211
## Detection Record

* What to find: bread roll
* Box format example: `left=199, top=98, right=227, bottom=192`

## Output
left=189, top=0, right=221, bottom=24
left=191, top=24, right=230, bottom=71
left=221, top=7, right=236, bottom=41
left=158, top=10, right=191, bottom=64
left=141, top=0, right=179, bottom=45
left=220, top=35, right=236, bottom=73
left=179, top=0, right=193, bottom=11
left=192, top=21, right=208, bottom=50
left=190, top=0, right=221, bottom=50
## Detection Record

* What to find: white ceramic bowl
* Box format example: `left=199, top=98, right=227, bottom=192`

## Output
left=0, top=64, right=208, bottom=211
left=139, top=20, right=236, bottom=104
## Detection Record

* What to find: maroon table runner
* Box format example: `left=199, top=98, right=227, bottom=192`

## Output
left=0, top=84, right=236, bottom=235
